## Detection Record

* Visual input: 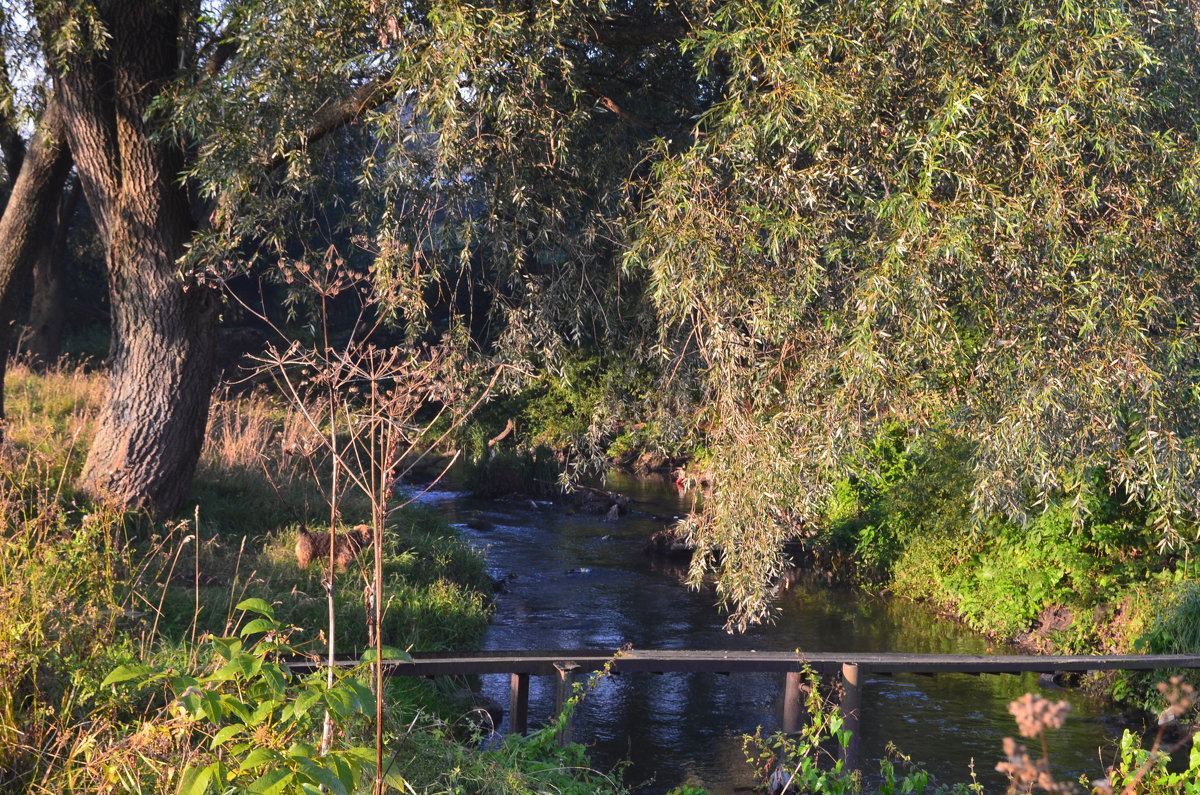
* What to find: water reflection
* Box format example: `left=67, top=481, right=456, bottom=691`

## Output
left=411, top=473, right=1121, bottom=793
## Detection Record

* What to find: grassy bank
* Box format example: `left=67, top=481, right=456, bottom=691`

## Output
left=798, top=428, right=1200, bottom=710
left=0, top=362, right=625, bottom=794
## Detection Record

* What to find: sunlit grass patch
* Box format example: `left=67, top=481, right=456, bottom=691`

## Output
left=142, top=505, right=492, bottom=655
left=0, top=366, right=626, bottom=794
left=0, top=478, right=130, bottom=787
left=2, top=361, right=104, bottom=492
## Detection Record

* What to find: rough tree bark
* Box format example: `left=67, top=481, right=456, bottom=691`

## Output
left=0, top=99, right=73, bottom=422
left=48, top=0, right=218, bottom=513
left=25, top=179, right=81, bottom=365
left=24, top=1, right=389, bottom=513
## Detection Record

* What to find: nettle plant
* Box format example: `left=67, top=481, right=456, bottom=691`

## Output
left=99, top=599, right=404, bottom=795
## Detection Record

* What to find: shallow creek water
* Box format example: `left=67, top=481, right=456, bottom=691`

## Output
left=409, top=472, right=1124, bottom=793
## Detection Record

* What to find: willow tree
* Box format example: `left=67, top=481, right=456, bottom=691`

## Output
left=0, top=0, right=390, bottom=513
left=627, top=0, right=1200, bottom=627
left=183, top=0, right=1200, bottom=629
left=23, top=0, right=1198, bottom=629
left=177, top=0, right=706, bottom=455
left=0, top=0, right=695, bottom=512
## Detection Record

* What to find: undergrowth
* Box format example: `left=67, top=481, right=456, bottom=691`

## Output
left=804, top=424, right=1200, bottom=710
left=10, top=363, right=1200, bottom=792
left=447, top=349, right=692, bottom=497
left=0, top=362, right=623, bottom=794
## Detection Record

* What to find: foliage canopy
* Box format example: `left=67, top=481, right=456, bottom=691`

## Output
left=626, top=0, right=1200, bottom=626
left=14, top=0, right=1200, bottom=625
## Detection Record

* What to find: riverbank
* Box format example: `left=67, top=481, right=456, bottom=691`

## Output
left=436, top=468, right=1200, bottom=793
left=468, top=395, right=1200, bottom=712
left=748, top=431, right=1200, bottom=713
left=0, top=363, right=624, bottom=794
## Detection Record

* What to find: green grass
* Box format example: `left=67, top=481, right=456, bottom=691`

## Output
left=146, top=510, right=492, bottom=654
left=0, top=364, right=624, bottom=794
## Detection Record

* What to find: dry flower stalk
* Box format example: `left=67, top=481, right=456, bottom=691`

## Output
left=997, top=694, right=1079, bottom=794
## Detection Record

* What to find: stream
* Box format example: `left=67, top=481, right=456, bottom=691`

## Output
left=410, top=471, right=1125, bottom=793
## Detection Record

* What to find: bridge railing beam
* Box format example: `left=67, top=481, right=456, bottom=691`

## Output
left=283, top=650, right=1200, bottom=773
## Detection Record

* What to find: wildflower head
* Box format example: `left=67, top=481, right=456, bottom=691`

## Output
left=1008, top=692, right=1071, bottom=738
left=1156, top=675, right=1195, bottom=724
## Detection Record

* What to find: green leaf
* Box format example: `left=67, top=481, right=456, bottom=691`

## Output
left=211, top=637, right=243, bottom=662
left=285, top=741, right=316, bottom=759
left=213, top=661, right=244, bottom=682
left=360, top=646, right=411, bottom=663
left=177, top=763, right=214, bottom=795
left=224, top=698, right=252, bottom=723
left=344, top=747, right=375, bottom=764
left=201, top=689, right=224, bottom=722
left=101, top=663, right=152, bottom=687
left=179, top=692, right=203, bottom=717
left=261, top=664, right=288, bottom=697
left=241, top=618, right=277, bottom=637
left=239, top=747, right=279, bottom=770
left=167, top=673, right=200, bottom=692
left=244, top=653, right=264, bottom=677
left=323, top=687, right=353, bottom=718
left=236, top=598, right=276, bottom=618
left=248, top=769, right=294, bottom=795
left=247, top=700, right=275, bottom=727
left=382, top=765, right=412, bottom=792
left=298, top=760, right=349, bottom=795
left=211, top=724, right=243, bottom=748
left=343, top=680, right=373, bottom=712
left=328, top=754, right=357, bottom=792
left=292, top=687, right=321, bottom=719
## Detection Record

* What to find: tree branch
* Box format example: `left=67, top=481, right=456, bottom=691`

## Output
left=0, top=52, right=25, bottom=183
left=586, top=87, right=667, bottom=134
left=264, top=78, right=391, bottom=175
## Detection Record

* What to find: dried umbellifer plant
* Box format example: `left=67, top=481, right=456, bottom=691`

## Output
left=231, top=248, right=501, bottom=794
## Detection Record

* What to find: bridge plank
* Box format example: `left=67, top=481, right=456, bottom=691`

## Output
left=285, top=650, right=1200, bottom=678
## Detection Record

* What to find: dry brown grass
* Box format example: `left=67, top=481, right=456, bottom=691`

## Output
left=194, top=386, right=355, bottom=533
left=0, top=363, right=330, bottom=529
left=199, top=386, right=322, bottom=479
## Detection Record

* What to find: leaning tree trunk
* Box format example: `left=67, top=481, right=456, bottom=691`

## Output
left=0, top=100, right=73, bottom=422
left=26, top=180, right=81, bottom=365
left=49, top=0, right=218, bottom=514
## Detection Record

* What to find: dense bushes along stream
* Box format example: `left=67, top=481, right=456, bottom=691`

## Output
left=452, top=360, right=1200, bottom=712
left=789, top=426, right=1200, bottom=711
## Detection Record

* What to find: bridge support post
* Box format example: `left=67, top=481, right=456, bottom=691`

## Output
left=509, top=672, right=529, bottom=735
left=553, top=661, right=581, bottom=747
left=840, top=663, right=862, bottom=774
left=783, top=671, right=808, bottom=734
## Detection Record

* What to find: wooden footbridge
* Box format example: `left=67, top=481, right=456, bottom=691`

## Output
left=289, top=650, right=1200, bottom=772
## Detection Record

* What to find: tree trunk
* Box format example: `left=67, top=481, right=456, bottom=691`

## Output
left=0, top=100, right=73, bottom=421
left=25, top=179, right=81, bottom=365
left=49, top=0, right=218, bottom=514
